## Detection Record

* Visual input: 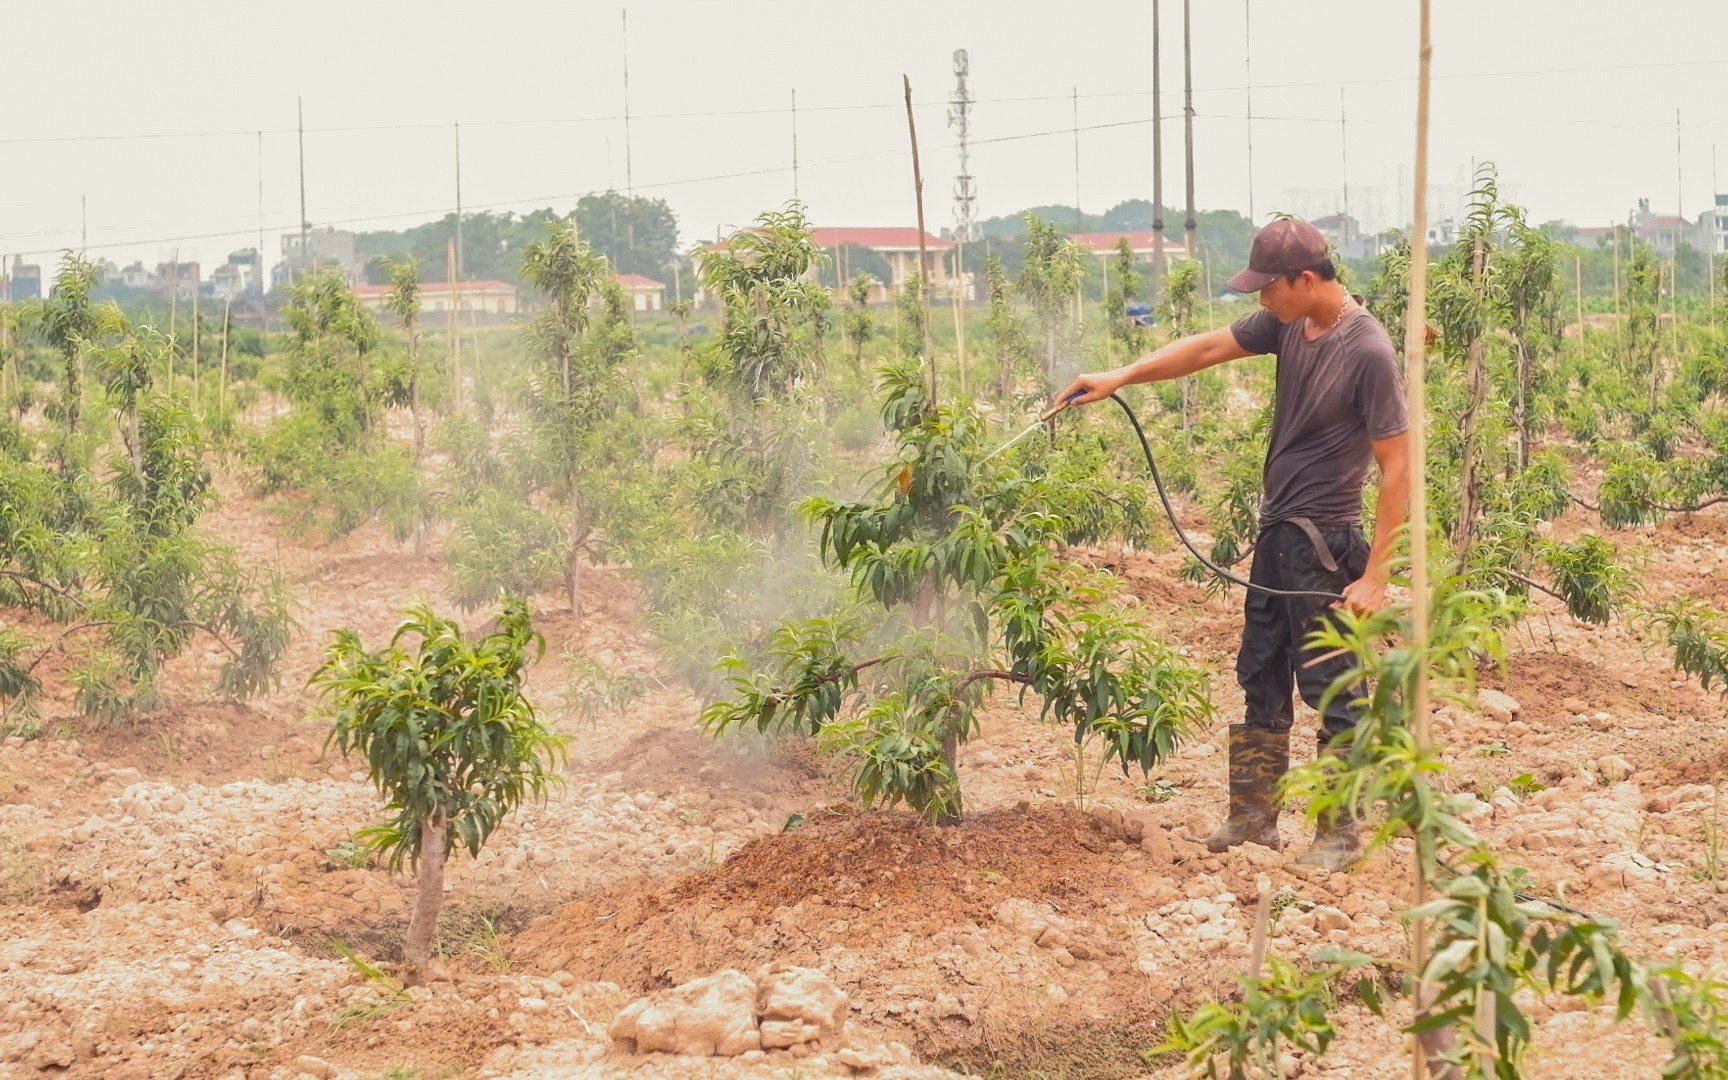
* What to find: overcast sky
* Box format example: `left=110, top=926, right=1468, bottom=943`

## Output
left=3, top=1, right=1724, bottom=282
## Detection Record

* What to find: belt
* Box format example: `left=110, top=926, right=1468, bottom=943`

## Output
left=1260, top=516, right=1340, bottom=573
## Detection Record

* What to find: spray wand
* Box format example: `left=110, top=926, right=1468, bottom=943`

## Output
left=986, top=391, right=1345, bottom=604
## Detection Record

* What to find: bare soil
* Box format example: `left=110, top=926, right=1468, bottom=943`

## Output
left=1, top=481, right=1725, bottom=1078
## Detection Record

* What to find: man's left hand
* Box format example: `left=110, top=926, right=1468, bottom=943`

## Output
left=1335, top=573, right=1387, bottom=616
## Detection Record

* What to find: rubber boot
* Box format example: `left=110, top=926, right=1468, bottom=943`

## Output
left=1194, top=724, right=1288, bottom=853
left=1295, top=738, right=1364, bottom=872
left=1295, top=815, right=1361, bottom=872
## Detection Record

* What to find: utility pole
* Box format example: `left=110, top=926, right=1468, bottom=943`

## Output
left=948, top=49, right=977, bottom=390
left=1711, top=143, right=1719, bottom=332
left=1182, top=0, right=1197, bottom=259
left=1674, top=108, right=1682, bottom=355
left=454, top=121, right=464, bottom=279
left=1072, top=86, right=1083, bottom=229
left=1243, top=0, right=1254, bottom=224
left=256, top=131, right=267, bottom=300
left=791, top=89, right=800, bottom=204
left=1152, top=0, right=1166, bottom=287
left=620, top=9, right=637, bottom=254
left=80, top=195, right=87, bottom=253
left=446, top=237, right=461, bottom=415
left=1340, top=90, right=1350, bottom=243
left=621, top=9, right=634, bottom=199
left=297, top=97, right=308, bottom=281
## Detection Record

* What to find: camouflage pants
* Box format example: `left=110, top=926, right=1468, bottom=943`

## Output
left=1236, top=521, right=1369, bottom=751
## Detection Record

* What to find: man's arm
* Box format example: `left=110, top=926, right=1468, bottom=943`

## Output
left=1338, top=430, right=1411, bottom=615
left=1057, top=326, right=1254, bottom=406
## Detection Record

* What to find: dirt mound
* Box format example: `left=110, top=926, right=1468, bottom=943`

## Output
left=509, top=803, right=1208, bottom=1074
left=511, top=803, right=1140, bottom=988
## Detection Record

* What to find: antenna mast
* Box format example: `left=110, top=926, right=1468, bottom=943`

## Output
left=948, top=49, right=977, bottom=243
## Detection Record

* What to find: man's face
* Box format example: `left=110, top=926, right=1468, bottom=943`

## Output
left=1257, top=272, right=1315, bottom=323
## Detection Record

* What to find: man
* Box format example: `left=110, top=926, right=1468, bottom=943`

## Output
left=1059, top=217, right=1410, bottom=872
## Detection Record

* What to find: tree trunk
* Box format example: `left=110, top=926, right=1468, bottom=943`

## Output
left=936, top=726, right=963, bottom=826
left=1042, top=325, right=1056, bottom=389
left=1453, top=238, right=1488, bottom=560
left=403, top=804, right=447, bottom=974
left=1513, top=309, right=1530, bottom=472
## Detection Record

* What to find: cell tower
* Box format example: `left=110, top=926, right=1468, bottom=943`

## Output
left=948, top=49, right=977, bottom=242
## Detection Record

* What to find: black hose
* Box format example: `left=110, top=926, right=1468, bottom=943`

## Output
left=1103, top=392, right=1346, bottom=604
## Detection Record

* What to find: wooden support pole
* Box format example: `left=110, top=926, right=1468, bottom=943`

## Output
left=1405, top=2, right=1438, bottom=1077
left=904, top=74, right=933, bottom=405
left=446, top=238, right=460, bottom=414
left=219, top=297, right=232, bottom=420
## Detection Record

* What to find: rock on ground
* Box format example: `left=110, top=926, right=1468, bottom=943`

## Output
left=610, top=968, right=762, bottom=1057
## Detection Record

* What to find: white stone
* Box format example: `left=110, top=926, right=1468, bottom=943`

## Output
left=609, top=969, right=760, bottom=1057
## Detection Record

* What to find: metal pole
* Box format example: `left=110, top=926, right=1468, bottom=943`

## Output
left=256, top=131, right=267, bottom=300
left=791, top=88, right=800, bottom=204
left=1340, top=89, right=1350, bottom=242
left=1072, top=86, right=1083, bottom=229
left=1243, top=0, right=1254, bottom=224
left=455, top=121, right=464, bottom=279
left=296, top=97, right=308, bottom=280
left=1152, top=0, right=1166, bottom=287
left=621, top=8, right=633, bottom=198
left=1182, top=0, right=1197, bottom=259
left=446, top=237, right=460, bottom=414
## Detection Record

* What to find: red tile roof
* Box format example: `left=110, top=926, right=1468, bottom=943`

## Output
left=616, top=273, right=664, bottom=288
left=1066, top=231, right=1189, bottom=254
left=809, top=226, right=953, bottom=251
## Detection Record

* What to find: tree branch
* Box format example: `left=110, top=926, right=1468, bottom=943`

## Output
left=0, top=569, right=84, bottom=608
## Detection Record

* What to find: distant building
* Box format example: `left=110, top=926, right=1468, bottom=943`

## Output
left=205, top=249, right=263, bottom=299
left=1067, top=230, right=1190, bottom=265
left=1704, top=195, right=1727, bottom=256
left=155, top=260, right=201, bottom=301
left=114, top=261, right=154, bottom=290
left=353, top=279, right=519, bottom=317
left=276, top=227, right=360, bottom=287
left=696, top=225, right=959, bottom=306
left=616, top=273, right=664, bottom=312
left=4, top=257, right=41, bottom=301
left=1629, top=198, right=1693, bottom=257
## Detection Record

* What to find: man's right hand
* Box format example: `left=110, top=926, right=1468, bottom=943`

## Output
left=1055, top=370, right=1124, bottom=408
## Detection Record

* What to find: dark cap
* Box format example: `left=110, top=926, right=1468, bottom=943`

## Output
left=1225, top=218, right=1330, bottom=293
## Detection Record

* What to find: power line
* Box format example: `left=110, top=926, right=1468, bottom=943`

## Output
left=5, top=57, right=1726, bottom=147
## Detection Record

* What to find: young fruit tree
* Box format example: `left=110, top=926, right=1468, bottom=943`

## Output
left=1161, top=579, right=1728, bottom=1076
left=448, top=223, right=633, bottom=613
left=313, top=599, right=564, bottom=976
left=981, top=255, right=1034, bottom=401
left=1018, top=216, right=1085, bottom=389
left=702, top=356, right=1210, bottom=824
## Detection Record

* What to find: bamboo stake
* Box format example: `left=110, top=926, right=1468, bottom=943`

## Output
left=1404, top=1, right=1438, bottom=1075
left=192, top=286, right=201, bottom=411
left=168, top=249, right=180, bottom=389
left=903, top=74, right=932, bottom=406
left=219, top=297, right=231, bottom=419
left=446, top=238, right=460, bottom=414
left=1575, top=254, right=1585, bottom=341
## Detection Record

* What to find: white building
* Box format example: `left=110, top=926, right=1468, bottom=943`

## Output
left=617, top=273, right=664, bottom=312
left=353, top=279, right=520, bottom=317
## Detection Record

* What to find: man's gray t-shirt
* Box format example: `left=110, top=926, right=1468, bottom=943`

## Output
left=1229, top=304, right=1409, bottom=529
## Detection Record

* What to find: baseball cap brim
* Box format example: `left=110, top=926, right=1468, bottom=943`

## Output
left=1224, top=267, right=1276, bottom=293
